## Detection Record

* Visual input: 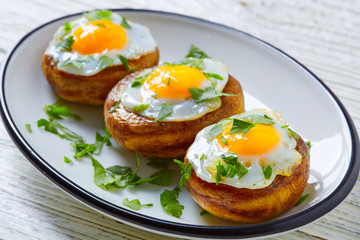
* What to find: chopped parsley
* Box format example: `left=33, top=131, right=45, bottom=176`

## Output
left=123, top=198, right=153, bottom=210
left=108, top=101, right=121, bottom=113
left=262, top=165, right=272, bottom=179
left=221, top=136, right=228, bottom=145
left=149, top=169, right=174, bottom=186
left=189, top=86, right=236, bottom=103
left=58, top=55, right=95, bottom=70
left=294, top=193, right=310, bottom=206
left=64, top=156, right=73, bottom=165
left=146, top=158, right=171, bottom=169
left=229, top=114, right=275, bottom=135
left=288, top=128, right=300, bottom=140
left=133, top=104, right=149, bottom=113
left=306, top=141, right=312, bottom=149
left=200, top=209, right=209, bottom=216
left=56, top=36, right=74, bottom=52
left=203, top=72, right=223, bottom=81
left=97, top=55, right=114, bottom=70
left=131, top=69, right=153, bottom=87
left=155, top=103, right=172, bottom=122
left=200, top=153, right=206, bottom=161
left=83, top=10, right=112, bottom=21
left=160, top=187, right=184, bottom=218
left=121, top=16, right=132, bottom=29
left=44, top=98, right=82, bottom=121
left=117, top=54, right=130, bottom=69
left=215, top=152, right=248, bottom=184
left=25, top=124, right=32, bottom=133
left=174, top=159, right=192, bottom=190
left=164, top=58, right=206, bottom=70
left=185, top=44, right=210, bottom=59
left=207, top=123, right=223, bottom=138
left=37, top=118, right=83, bottom=142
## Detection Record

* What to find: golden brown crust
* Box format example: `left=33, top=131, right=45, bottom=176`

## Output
left=104, top=72, right=244, bottom=159
left=41, top=48, right=159, bottom=105
left=185, top=137, right=310, bottom=223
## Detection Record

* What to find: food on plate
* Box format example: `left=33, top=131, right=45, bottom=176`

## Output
left=104, top=57, right=244, bottom=158
left=41, top=10, right=159, bottom=105
left=184, top=109, right=310, bottom=223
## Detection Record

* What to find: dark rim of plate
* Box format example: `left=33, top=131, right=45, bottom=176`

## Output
left=0, top=9, right=359, bottom=239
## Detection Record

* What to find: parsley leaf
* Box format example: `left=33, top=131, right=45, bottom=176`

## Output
left=174, top=159, right=192, bottom=190
left=131, top=69, right=153, bottom=87
left=106, top=165, right=132, bottom=175
left=243, top=114, right=275, bottom=125
left=164, top=58, right=206, bottom=70
left=185, top=44, right=210, bottom=59
left=200, top=209, right=209, bottom=216
left=221, top=136, right=228, bottom=145
left=220, top=152, right=238, bottom=165
left=121, top=16, right=131, bottom=29
left=108, top=101, right=121, bottom=113
left=91, top=156, right=116, bottom=190
left=207, top=123, right=223, bottom=138
left=294, top=193, right=310, bottom=206
left=216, top=161, right=227, bottom=185
left=97, top=55, right=114, bottom=70
left=262, top=165, right=272, bottom=179
left=306, top=141, right=312, bottom=149
left=59, top=22, right=72, bottom=40
left=117, top=54, right=130, bottom=69
left=288, top=128, right=300, bottom=140
left=123, top=198, right=153, bottom=210
left=25, top=124, right=32, bottom=133
left=64, top=156, right=73, bottom=165
left=146, top=158, right=171, bottom=169
left=58, top=55, right=95, bottom=70
left=203, top=72, right=223, bottom=80
left=83, top=10, right=112, bottom=21
left=189, top=86, right=236, bottom=103
left=133, top=104, right=149, bottom=113
left=37, top=119, right=83, bottom=142
left=44, top=98, right=82, bottom=121
left=160, top=187, right=184, bottom=218
left=229, top=119, right=254, bottom=135
left=149, top=169, right=174, bottom=186
left=56, top=36, right=74, bottom=51
left=155, top=103, right=172, bottom=122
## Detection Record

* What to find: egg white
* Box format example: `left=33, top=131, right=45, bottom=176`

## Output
left=45, top=11, right=157, bottom=76
left=120, top=58, right=229, bottom=121
left=186, top=109, right=303, bottom=189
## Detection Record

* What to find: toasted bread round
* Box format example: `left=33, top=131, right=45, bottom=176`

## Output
left=104, top=71, right=244, bottom=159
left=41, top=48, right=159, bottom=105
left=184, top=137, right=310, bottom=223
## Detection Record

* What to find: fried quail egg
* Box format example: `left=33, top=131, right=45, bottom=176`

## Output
left=45, top=10, right=157, bottom=76
left=186, top=109, right=303, bottom=189
left=120, top=58, right=230, bottom=121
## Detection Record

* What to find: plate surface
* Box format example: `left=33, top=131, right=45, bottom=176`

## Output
left=1, top=9, right=359, bottom=239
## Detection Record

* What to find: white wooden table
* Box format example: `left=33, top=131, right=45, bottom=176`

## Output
left=1, top=0, right=359, bottom=239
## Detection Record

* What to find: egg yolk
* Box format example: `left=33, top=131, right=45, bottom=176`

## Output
left=72, top=20, right=127, bottom=55
left=218, top=124, right=281, bottom=156
left=145, top=65, right=206, bottom=99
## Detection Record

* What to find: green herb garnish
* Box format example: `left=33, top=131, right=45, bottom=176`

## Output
left=91, top=156, right=117, bottom=190
left=189, top=86, right=236, bottom=103
left=164, top=58, right=206, bottom=70
left=37, top=119, right=83, bottom=142
left=262, top=165, right=272, bottom=179
left=44, top=98, right=82, bottom=121
left=57, top=36, right=74, bottom=51
left=58, top=55, right=95, bottom=70
left=149, top=169, right=174, bottom=186
left=123, top=198, right=153, bottom=210
left=146, top=158, right=171, bottom=169
left=117, top=54, right=130, bottom=69
left=97, top=55, right=114, bottom=70
left=288, top=128, right=300, bottom=140
left=185, top=44, right=210, bottom=59
left=294, top=193, right=310, bottom=206
left=131, top=69, right=153, bottom=88
left=121, top=16, right=131, bottom=29
left=200, top=209, right=209, bottom=216
left=155, top=103, right=173, bottom=122
left=84, top=10, right=112, bottom=21
left=203, top=72, right=223, bottom=80
left=200, top=153, right=206, bottom=161
left=221, top=136, right=228, bottom=145
left=160, top=187, right=184, bottom=218
left=216, top=160, right=227, bottom=185
left=25, top=124, right=32, bottom=133
left=108, top=101, right=121, bottom=113
left=64, top=156, right=73, bottom=165
left=133, top=104, right=149, bottom=113
left=207, top=123, right=223, bottom=138
left=174, top=159, right=192, bottom=190
left=306, top=141, right=312, bottom=149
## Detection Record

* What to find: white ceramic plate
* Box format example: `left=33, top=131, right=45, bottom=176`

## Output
left=1, top=9, right=359, bottom=239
